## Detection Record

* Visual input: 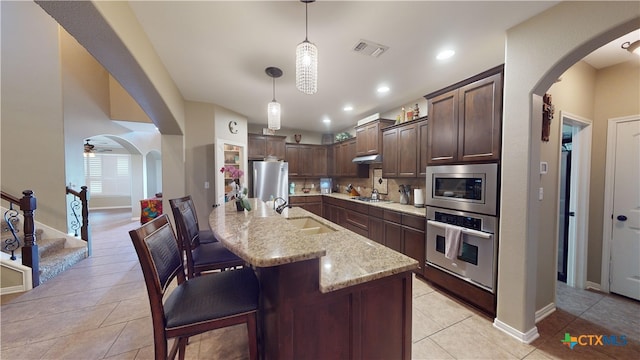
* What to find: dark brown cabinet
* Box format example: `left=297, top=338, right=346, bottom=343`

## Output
left=285, top=145, right=300, bottom=176
left=289, top=195, right=323, bottom=217
left=248, top=134, right=286, bottom=160
left=417, top=120, right=429, bottom=177
left=320, top=197, right=425, bottom=275
left=312, top=146, right=327, bottom=177
left=286, top=144, right=328, bottom=177
left=332, top=139, right=367, bottom=178
left=381, top=119, right=425, bottom=178
left=425, top=66, right=503, bottom=165
left=355, top=119, right=394, bottom=156
left=381, top=210, right=425, bottom=275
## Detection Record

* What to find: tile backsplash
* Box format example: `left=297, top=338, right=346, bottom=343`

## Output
left=289, top=167, right=425, bottom=205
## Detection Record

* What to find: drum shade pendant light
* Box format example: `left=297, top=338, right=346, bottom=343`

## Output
left=296, top=0, right=317, bottom=95
left=266, top=67, right=282, bottom=130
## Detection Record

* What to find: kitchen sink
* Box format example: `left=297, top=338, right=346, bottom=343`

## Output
left=287, top=217, right=336, bottom=235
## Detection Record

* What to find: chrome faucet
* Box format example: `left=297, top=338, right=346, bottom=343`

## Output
left=273, top=197, right=288, bottom=214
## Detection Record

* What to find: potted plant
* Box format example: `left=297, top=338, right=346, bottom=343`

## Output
left=220, top=165, right=252, bottom=211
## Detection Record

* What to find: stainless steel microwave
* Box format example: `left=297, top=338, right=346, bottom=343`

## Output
left=425, top=163, right=499, bottom=216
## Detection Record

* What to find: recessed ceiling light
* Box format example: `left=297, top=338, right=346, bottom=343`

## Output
left=323, top=118, right=331, bottom=123
left=437, top=49, right=455, bottom=60
left=343, top=106, right=353, bottom=111
left=377, top=86, right=390, bottom=93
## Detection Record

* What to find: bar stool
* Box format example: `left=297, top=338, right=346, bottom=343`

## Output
left=129, top=215, right=259, bottom=360
left=170, top=196, right=245, bottom=278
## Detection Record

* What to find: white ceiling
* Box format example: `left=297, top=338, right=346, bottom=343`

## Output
left=123, top=1, right=637, bottom=134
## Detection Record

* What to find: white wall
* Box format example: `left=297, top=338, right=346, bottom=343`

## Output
left=1, top=1, right=67, bottom=231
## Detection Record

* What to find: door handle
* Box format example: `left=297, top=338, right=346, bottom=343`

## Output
left=616, top=215, right=627, bottom=221
left=568, top=211, right=575, bottom=216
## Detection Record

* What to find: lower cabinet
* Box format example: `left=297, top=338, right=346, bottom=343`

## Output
left=289, top=195, right=323, bottom=217
left=376, top=209, right=425, bottom=275
left=320, top=197, right=425, bottom=276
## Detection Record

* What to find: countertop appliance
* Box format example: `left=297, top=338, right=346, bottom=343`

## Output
left=320, top=178, right=332, bottom=194
left=250, top=161, right=288, bottom=203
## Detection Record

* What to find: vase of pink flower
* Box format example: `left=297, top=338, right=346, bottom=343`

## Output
left=220, top=165, right=251, bottom=211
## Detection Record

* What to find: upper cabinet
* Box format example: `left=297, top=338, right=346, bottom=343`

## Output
left=286, top=143, right=328, bottom=177
left=332, top=138, right=368, bottom=178
left=425, top=65, right=503, bottom=165
left=355, top=119, right=395, bottom=156
left=248, top=134, right=286, bottom=160
left=382, top=118, right=427, bottom=178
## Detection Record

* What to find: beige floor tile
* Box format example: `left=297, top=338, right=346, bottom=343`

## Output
left=106, top=317, right=154, bottom=357
left=411, top=337, right=454, bottom=359
left=103, top=349, right=139, bottom=360
left=430, top=321, right=518, bottom=359
left=95, top=281, right=149, bottom=305
left=522, top=348, right=555, bottom=359
left=134, top=345, right=154, bottom=359
left=461, top=315, right=536, bottom=358
left=412, top=305, right=446, bottom=342
left=101, top=296, right=151, bottom=326
left=0, top=286, right=110, bottom=323
left=60, top=260, right=140, bottom=278
left=198, top=324, right=250, bottom=360
left=0, top=338, right=57, bottom=360
left=41, top=322, right=125, bottom=359
left=413, top=276, right=435, bottom=298
left=0, top=303, right=117, bottom=350
left=413, top=290, right=474, bottom=328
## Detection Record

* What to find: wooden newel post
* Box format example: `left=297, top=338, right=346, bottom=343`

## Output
left=80, top=186, right=91, bottom=255
left=20, top=190, right=39, bottom=287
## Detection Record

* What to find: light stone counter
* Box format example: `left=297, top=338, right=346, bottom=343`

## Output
left=209, top=198, right=417, bottom=293
left=291, top=192, right=427, bottom=217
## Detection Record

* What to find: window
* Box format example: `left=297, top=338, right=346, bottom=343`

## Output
left=84, top=154, right=131, bottom=195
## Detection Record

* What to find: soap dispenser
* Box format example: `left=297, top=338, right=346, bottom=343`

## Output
left=289, top=182, right=295, bottom=195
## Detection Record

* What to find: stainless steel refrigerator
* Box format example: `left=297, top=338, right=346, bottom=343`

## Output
left=249, top=161, right=289, bottom=203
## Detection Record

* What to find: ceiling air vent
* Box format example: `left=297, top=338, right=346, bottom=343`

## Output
left=352, top=39, right=389, bottom=58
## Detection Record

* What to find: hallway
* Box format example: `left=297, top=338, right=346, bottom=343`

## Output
left=1, top=209, right=638, bottom=359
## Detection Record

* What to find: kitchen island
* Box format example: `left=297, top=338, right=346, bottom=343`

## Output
left=209, top=199, right=417, bottom=360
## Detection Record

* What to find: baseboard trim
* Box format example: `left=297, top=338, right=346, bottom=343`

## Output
left=535, top=302, right=556, bottom=323
left=493, top=318, right=540, bottom=344
left=586, top=281, right=602, bottom=292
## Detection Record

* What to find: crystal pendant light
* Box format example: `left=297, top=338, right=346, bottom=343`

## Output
left=265, top=67, right=283, bottom=130
left=296, top=0, right=317, bottom=95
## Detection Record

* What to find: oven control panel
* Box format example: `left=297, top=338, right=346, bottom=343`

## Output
left=434, top=211, right=482, bottom=231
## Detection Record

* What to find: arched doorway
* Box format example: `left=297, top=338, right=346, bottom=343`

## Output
left=495, top=2, right=639, bottom=343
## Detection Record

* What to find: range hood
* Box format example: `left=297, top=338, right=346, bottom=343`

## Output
left=352, top=154, right=382, bottom=164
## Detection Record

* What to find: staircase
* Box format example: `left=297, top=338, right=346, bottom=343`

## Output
left=1, top=217, right=87, bottom=286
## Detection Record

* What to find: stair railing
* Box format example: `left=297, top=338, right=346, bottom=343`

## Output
left=1, top=190, right=39, bottom=286
left=66, top=186, right=90, bottom=244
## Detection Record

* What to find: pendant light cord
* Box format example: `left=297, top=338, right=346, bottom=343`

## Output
left=305, top=2, right=309, bottom=41
left=272, top=77, right=276, bottom=102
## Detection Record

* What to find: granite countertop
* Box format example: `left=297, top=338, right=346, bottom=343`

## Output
left=209, top=199, right=418, bottom=293
left=290, top=192, right=427, bottom=217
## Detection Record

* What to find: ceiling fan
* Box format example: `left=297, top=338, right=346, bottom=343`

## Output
left=84, top=139, right=112, bottom=154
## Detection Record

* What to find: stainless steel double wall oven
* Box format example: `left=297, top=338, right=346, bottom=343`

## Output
left=425, top=163, right=499, bottom=293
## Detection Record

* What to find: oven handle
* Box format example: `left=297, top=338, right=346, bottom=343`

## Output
left=427, top=220, right=493, bottom=239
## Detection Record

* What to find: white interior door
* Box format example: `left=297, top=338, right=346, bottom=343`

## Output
left=610, top=118, right=640, bottom=300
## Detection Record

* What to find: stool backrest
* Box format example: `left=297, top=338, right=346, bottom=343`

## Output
left=129, top=215, right=186, bottom=314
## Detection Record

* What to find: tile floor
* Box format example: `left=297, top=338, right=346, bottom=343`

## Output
left=1, top=209, right=639, bottom=359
